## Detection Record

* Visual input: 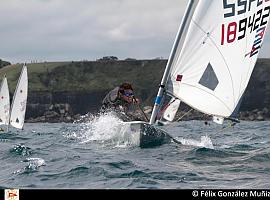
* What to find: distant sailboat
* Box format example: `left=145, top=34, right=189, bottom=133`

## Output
left=128, top=0, right=270, bottom=148
left=0, top=75, right=10, bottom=130
left=9, top=65, right=28, bottom=130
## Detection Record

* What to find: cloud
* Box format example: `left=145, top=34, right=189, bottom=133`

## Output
left=0, top=0, right=269, bottom=63
left=0, top=0, right=188, bottom=63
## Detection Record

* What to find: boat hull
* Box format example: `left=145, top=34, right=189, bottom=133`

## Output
left=128, top=121, right=171, bottom=148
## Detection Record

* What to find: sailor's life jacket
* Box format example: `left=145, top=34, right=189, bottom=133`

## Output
left=101, top=87, right=128, bottom=111
left=101, top=86, right=146, bottom=122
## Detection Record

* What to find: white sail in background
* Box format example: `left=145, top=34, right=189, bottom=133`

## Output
left=10, top=65, right=28, bottom=129
left=0, top=75, right=10, bottom=125
left=162, top=98, right=181, bottom=122
left=166, top=0, right=270, bottom=118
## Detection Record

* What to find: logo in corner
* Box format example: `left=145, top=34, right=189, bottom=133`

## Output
left=5, top=189, right=19, bottom=200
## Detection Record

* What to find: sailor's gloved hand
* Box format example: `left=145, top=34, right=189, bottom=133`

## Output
left=132, top=97, right=140, bottom=104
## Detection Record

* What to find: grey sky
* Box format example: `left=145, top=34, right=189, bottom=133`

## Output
left=0, top=0, right=270, bottom=64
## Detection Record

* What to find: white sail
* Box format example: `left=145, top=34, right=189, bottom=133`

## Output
left=10, top=65, right=28, bottom=129
left=0, top=75, right=10, bottom=125
left=162, top=98, right=181, bottom=122
left=166, top=0, right=270, bottom=118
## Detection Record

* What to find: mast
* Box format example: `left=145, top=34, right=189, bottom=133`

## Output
left=149, top=0, right=195, bottom=124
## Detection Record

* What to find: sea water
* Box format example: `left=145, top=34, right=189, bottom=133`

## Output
left=0, top=112, right=269, bottom=189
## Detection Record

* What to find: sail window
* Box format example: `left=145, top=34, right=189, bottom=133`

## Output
left=199, top=63, right=219, bottom=91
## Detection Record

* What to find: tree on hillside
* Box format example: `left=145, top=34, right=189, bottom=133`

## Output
left=0, top=59, right=11, bottom=68
left=97, top=56, right=118, bottom=61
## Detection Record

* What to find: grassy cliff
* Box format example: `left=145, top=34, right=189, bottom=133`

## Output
left=0, top=58, right=269, bottom=118
left=0, top=60, right=167, bottom=105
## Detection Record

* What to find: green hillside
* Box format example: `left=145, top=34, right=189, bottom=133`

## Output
left=0, top=62, right=69, bottom=92
left=1, top=58, right=269, bottom=111
left=0, top=60, right=166, bottom=103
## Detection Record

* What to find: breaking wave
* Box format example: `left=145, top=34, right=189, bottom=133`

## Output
left=14, top=157, right=46, bottom=174
left=177, top=135, right=214, bottom=149
left=65, top=111, right=140, bottom=147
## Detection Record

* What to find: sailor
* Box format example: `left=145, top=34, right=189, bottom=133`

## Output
left=101, top=82, right=144, bottom=121
left=101, top=82, right=139, bottom=111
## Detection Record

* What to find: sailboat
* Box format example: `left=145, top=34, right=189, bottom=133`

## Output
left=9, top=65, right=28, bottom=130
left=0, top=75, right=10, bottom=131
left=129, top=0, right=270, bottom=148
